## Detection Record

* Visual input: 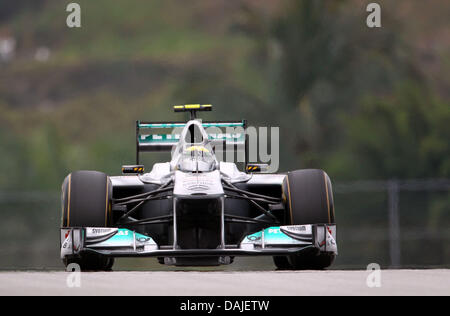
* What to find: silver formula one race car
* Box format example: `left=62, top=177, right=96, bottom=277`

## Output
left=60, top=105, right=337, bottom=271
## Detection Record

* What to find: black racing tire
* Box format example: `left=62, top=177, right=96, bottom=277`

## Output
left=274, top=169, right=336, bottom=270
left=283, top=169, right=335, bottom=226
left=61, top=170, right=114, bottom=271
left=63, top=256, right=115, bottom=272
left=288, top=251, right=335, bottom=270
left=273, top=256, right=292, bottom=270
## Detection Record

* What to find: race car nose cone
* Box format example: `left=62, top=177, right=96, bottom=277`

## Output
left=174, top=170, right=224, bottom=197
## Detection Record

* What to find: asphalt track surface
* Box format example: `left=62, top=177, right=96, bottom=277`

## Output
left=0, top=269, right=448, bottom=296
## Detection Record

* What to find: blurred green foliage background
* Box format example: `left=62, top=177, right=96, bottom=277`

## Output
left=0, top=0, right=448, bottom=269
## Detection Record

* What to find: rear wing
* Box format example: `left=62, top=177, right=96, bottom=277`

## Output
left=135, top=120, right=248, bottom=165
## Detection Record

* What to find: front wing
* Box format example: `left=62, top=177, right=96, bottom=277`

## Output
left=60, top=224, right=337, bottom=259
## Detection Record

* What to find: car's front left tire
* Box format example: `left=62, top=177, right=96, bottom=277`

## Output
left=61, top=170, right=114, bottom=271
left=273, top=169, right=336, bottom=270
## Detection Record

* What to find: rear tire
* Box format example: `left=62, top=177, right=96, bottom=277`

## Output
left=274, top=169, right=336, bottom=270
left=61, top=170, right=114, bottom=271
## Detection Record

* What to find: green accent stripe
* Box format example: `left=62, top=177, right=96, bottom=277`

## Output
left=138, top=133, right=245, bottom=144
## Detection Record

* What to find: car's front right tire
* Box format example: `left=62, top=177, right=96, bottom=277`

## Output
left=61, top=170, right=114, bottom=271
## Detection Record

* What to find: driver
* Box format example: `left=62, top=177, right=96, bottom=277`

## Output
left=177, top=145, right=216, bottom=172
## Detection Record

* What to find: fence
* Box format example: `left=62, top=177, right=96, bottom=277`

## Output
left=0, top=179, right=448, bottom=270
left=334, top=179, right=450, bottom=268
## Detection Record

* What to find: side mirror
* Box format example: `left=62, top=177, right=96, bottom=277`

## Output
left=246, top=163, right=269, bottom=173
left=122, top=165, right=144, bottom=174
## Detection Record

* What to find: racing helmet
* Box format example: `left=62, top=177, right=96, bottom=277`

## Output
left=177, top=145, right=216, bottom=172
